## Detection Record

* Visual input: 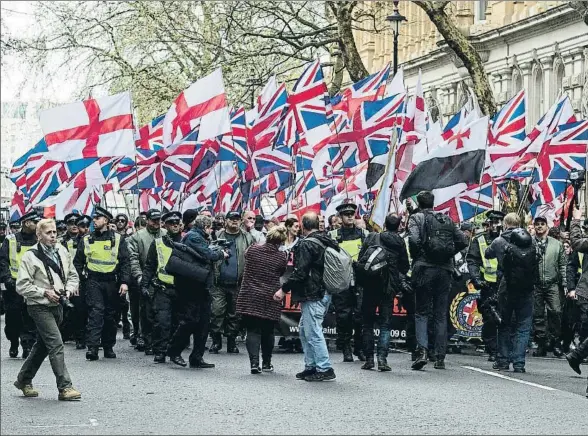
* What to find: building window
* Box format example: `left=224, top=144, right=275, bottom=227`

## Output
left=475, top=0, right=488, bottom=22
left=531, top=64, right=544, bottom=125
left=554, top=60, right=565, bottom=104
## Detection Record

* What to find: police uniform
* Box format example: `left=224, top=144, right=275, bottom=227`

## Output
left=73, top=207, right=131, bottom=360
left=0, top=222, right=6, bottom=315
left=70, top=215, right=92, bottom=349
left=466, top=211, right=503, bottom=360
left=141, top=211, right=183, bottom=362
left=328, top=203, right=369, bottom=362
left=58, top=213, right=82, bottom=343
left=0, top=211, right=39, bottom=358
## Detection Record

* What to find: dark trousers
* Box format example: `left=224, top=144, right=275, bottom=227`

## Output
left=332, top=285, right=363, bottom=351
left=404, top=292, right=416, bottom=352
left=210, top=284, right=239, bottom=338
left=361, top=288, right=393, bottom=359
left=533, top=284, right=562, bottom=345
left=85, top=278, right=119, bottom=348
left=128, top=284, right=141, bottom=340
left=497, top=293, right=533, bottom=369
left=152, top=285, right=177, bottom=355
left=117, top=293, right=131, bottom=335
left=479, top=284, right=498, bottom=355
left=17, top=305, right=72, bottom=390
left=70, top=285, right=88, bottom=344
left=413, top=266, right=452, bottom=360
left=168, top=295, right=210, bottom=363
left=140, top=292, right=155, bottom=349
left=242, top=315, right=275, bottom=364
left=3, top=283, right=36, bottom=349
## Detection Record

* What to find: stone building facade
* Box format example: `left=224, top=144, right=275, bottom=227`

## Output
left=353, top=1, right=588, bottom=126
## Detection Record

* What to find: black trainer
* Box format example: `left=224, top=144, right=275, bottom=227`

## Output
left=209, top=334, right=222, bottom=354
left=565, top=352, right=582, bottom=375
left=377, top=358, right=391, bottom=372
left=296, top=368, right=316, bottom=380
left=75, top=341, right=86, bottom=350
left=355, top=350, right=366, bottom=362
left=21, top=348, right=30, bottom=360
left=262, top=361, right=274, bottom=372
left=434, top=359, right=445, bottom=370
left=86, top=347, right=99, bottom=361
left=9, top=341, right=18, bottom=358
left=513, top=367, right=525, bottom=373
left=103, top=348, right=117, bottom=359
left=153, top=355, right=166, bottom=363
left=170, top=355, right=187, bottom=367
left=493, top=362, right=509, bottom=371
left=342, top=346, right=354, bottom=362
left=226, top=337, right=239, bottom=354
left=411, top=348, right=428, bottom=371
left=361, top=358, right=375, bottom=370
left=305, top=368, right=336, bottom=382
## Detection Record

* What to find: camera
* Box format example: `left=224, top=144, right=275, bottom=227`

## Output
left=480, top=295, right=502, bottom=326
left=57, top=290, right=75, bottom=309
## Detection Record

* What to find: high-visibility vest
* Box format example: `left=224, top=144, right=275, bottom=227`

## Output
left=478, top=236, right=498, bottom=283
left=155, top=237, right=174, bottom=285
left=83, top=233, right=121, bottom=274
left=329, top=228, right=367, bottom=261
left=579, top=252, right=584, bottom=275
left=66, top=239, right=77, bottom=258
left=7, top=234, right=33, bottom=279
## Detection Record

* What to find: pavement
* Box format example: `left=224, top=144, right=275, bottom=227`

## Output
left=1, top=322, right=587, bottom=435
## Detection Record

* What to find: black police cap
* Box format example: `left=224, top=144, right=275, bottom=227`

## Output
left=76, top=215, right=91, bottom=227
left=162, top=211, right=182, bottom=223
left=146, top=209, right=162, bottom=220
left=20, top=211, right=41, bottom=223
left=93, top=206, right=113, bottom=220
left=64, top=212, right=81, bottom=224
left=336, top=203, right=358, bottom=215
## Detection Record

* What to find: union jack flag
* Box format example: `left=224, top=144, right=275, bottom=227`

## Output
left=214, top=175, right=243, bottom=214
left=531, top=120, right=588, bottom=204
left=9, top=139, right=46, bottom=195
left=10, top=190, right=32, bottom=222
left=489, top=90, right=526, bottom=147
left=249, top=144, right=292, bottom=179
left=248, top=83, right=289, bottom=152
left=434, top=173, right=494, bottom=222
left=217, top=107, right=248, bottom=172
left=442, top=107, right=469, bottom=141
left=135, top=114, right=165, bottom=150
left=328, top=93, right=404, bottom=170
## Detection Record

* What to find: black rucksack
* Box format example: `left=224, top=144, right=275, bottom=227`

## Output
left=504, top=244, right=537, bottom=294
left=357, top=234, right=389, bottom=279
left=422, top=212, right=456, bottom=264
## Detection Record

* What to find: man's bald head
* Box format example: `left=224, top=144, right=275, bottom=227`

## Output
left=301, top=212, right=319, bottom=236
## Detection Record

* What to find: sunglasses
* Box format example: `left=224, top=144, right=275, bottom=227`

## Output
left=116, top=219, right=127, bottom=223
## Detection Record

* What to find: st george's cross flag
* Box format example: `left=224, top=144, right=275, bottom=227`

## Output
left=39, top=92, right=135, bottom=161
left=162, top=68, right=231, bottom=146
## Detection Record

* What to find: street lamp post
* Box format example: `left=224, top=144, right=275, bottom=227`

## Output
left=386, top=0, right=407, bottom=75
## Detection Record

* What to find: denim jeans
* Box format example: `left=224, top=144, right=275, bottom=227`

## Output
left=413, top=265, right=452, bottom=359
left=497, top=293, right=533, bottom=369
left=361, top=289, right=393, bottom=359
left=299, top=294, right=332, bottom=372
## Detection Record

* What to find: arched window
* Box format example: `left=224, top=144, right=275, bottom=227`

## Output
left=531, top=63, right=544, bottom=125
left=553, top=59, right=565, bottom=103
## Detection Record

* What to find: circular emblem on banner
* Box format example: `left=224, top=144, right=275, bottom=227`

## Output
left=450, top=291, right=483, bottom=339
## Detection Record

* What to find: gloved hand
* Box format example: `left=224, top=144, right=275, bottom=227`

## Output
left=400, top=277, right=413, bottom=294
left=4, top=278, right=16, bottom=289
left=470, top=277, right=484, bottom=290
left=140, top=287, right=150, bottom=299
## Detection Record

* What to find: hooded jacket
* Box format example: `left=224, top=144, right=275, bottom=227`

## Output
left=282, top=231, right=340, bottom=303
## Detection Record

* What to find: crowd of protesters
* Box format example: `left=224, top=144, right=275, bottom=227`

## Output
left=1, top=189, right=587, bottom=400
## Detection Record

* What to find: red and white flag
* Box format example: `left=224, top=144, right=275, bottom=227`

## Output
left=39, top=92, right=135, bottom=161
left=162, top=68, right=230, bottom=146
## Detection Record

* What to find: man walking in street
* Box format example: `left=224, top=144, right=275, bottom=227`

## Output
left=127, top=209, right=166, bottom=355
left=0, top=211, right=40, bottom=359
left=74, top=206, right=130, bottom=361
left=329, top=202, right=369, bottom=362
left=14, top=218, right=81, bottom=401
left=279, top=212, right=338, bottom=382
left=532, top=216, right=567, bottom=357
left=209, top=211, right=254, bottom=354
left=113, top=213, right=131, bottom=340
left=141, top=211, right=183, bottom=363
left=407, top=191, right=468, bottom=370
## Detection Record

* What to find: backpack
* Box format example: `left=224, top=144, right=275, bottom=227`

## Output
left=504, top=244, right=537, bottom=294
left=356, top=234, right=389, bottom=278
left=422, top=211, right=456, bottom=264
left=306, top=237, right=353, bottom=295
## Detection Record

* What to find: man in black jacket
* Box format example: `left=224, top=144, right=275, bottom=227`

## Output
left=167, top=215, right=227, bottom=368
left=357, top=213, right=410, bottom=371
left=407, top=191, right=468, bottom=370
left=73, top=206, right=131, bottom=361
left=142, top=211, right=183, bottom=363
left=278, top=212, right=339, bottom=382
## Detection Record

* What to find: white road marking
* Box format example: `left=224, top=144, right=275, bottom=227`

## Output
left=462, top=366, right=557, bottom=391
left=24, top=419, right=98, bottom=428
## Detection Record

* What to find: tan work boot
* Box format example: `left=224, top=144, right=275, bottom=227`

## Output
left=58, top=387, right=81, bottom=401
left=14, top=381, right=39, bottom=397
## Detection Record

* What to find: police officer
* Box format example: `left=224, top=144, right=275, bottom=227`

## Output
left=0, top=221, right=7, bottom=244
left=74, top=206, right=131, bottom=361
left=0, top=221, right=6, bottom=315
left=329, top=202, right=369, bottom=362
left=56, top=220, right=67, bottom=239
left=58, top=212, right=82, bottom=343
left=467, top=210, right=504, bottom=362
left=113, top=213, right=131, bottom=339
left=9, top=220, right=21, bottom=233
left=0, top=211, right=40, bottom=358
left=141, top=211, right=183, bottom=363
left=69, top=214, right=92, bottom=350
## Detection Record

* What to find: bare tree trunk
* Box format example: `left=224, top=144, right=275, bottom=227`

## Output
left=413, top=1, right=497, bottom=117
left=328, top=50, right=345, bottom=96
left=327, top=1, right=369, bottom=82
left=569, top=1, right=588, bottom=25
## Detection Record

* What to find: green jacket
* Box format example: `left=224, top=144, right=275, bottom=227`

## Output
left=534, top=235, right=566, bottom=288
left=214, top=229, right=254, bottom=285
